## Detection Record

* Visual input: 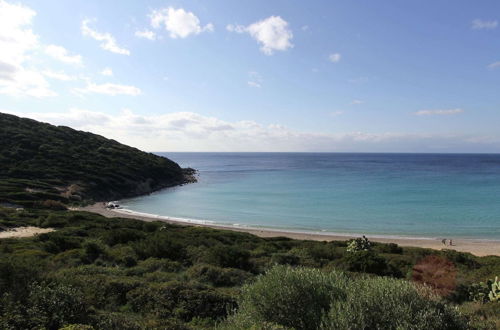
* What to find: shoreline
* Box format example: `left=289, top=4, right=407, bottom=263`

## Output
left=76, top=204, right=500, bottom=257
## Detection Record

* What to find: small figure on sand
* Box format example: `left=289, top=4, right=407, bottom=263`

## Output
left=441, top=238, right=446, bottom=246
left=449, top=239, right=453, bottom=246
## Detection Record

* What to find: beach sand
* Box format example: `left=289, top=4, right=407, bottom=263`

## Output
left=0, top=226, right=54, bottom=239
left=77, top=204, right=500, bottom=257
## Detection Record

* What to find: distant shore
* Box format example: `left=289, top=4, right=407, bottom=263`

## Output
left=77, top=203, right=500, bottom=257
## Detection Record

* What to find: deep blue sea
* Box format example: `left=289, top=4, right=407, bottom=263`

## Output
left=119, top=153, right=500, bottom=240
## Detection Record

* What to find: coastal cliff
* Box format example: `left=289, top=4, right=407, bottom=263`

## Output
left=0, top=112, right=196, bottom=208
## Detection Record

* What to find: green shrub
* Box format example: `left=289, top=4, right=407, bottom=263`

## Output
left=82, top=239, right=107, bottom=263
left=187, top=264, right=251, bottom=287
left=342, top=250, right=391, bottom=275
left=346, top=236, right=371, bottom=253
left=26, top=282, right=89, bottom=330
left=323, top=276, right=468, bottom=330
left=206, top=245, right=251, bottom=270
left=223, top=265, right=347, bottom=330
left=127, top=281, right=235, bottom=321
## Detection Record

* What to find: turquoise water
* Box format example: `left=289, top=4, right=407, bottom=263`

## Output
left=120, top=153, right=500, bottom=239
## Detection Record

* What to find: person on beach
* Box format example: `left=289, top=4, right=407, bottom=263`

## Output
left=442, top=239, right=446, bottom=245
left=449, top=239, right=453, bottom=246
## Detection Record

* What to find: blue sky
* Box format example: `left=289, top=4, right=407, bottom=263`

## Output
left=1, top=0, right=500, bottom=152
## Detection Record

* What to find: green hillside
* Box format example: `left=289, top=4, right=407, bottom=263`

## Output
left=0, top=113, right=195, bottom=208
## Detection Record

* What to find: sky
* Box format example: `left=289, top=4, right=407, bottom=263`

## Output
left=1, top=0, right=500, bottom=152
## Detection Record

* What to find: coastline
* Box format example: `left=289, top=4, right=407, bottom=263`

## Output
left=76, top=203, right=500, bottom=257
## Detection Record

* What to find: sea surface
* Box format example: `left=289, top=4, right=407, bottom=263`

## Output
left=120, top=153, right=500, bottom=240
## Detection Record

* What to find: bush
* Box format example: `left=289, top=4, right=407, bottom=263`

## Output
left=323, top=276, right=468, bottom=330
left=222, top=265, right=347, bottom=330
left=187, top=264, right=251, bottom=287
left=26, top=282, right=89, bottom=330
left=342, top=250, right=391, bottom=275
left=127, top=281, right=235, bottom=321
left=206, top=245, right=251, bottom=270
left=82, top=239, right=107, bottom=263
left=346, top=236, right=371, bottom=253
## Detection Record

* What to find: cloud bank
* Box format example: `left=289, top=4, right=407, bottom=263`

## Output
left=4, top=109, right=498, bottom=153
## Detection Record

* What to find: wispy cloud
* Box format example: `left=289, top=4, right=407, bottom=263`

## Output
left=134, top=29, right=156, bottom=40
left=414, top=108, right=463, bottom=116
left=487, top=61, right=500, bottom=69
left=81, top=19, right=130, bottom=55
left=6, top=108, right=498, bottom=152
left=471, top=19, right=498, bottom=30
left=45, top=45, right=82, bottom=65
left=329, top=53, right=341, bottom=63
left=247, top=71, right=263, bottom=88
left=351, top=100, right=364, bottom=105
left=227, top=16, right=293, bottom=55
left=150, top=7, right=213, bottom=39
left=42, top=70, right=75, bottom=81
left=74, top=81, right=141, bottom=96
left=100, top=67, right=113, bottom=76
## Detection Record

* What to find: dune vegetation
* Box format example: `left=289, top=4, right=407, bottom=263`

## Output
left=0, top=113, right=499, bottom=329
left=0, top=207, right=499, bottom=329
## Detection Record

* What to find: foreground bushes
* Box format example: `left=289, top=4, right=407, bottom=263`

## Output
left=222, top=265, right=469, bottom=330
left=1, top=209, right=499, bottom=328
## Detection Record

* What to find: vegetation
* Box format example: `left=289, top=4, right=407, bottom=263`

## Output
left=0, top=208, right=499, bottom=329
left=0, top=113, right=195, bottom=208
left=1, top=113, right=498, bottom=329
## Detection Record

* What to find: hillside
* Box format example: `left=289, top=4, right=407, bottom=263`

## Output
left=0, top=113, right=195, bottom=208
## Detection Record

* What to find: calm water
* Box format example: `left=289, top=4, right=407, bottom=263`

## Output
left=120, top=153, right=500, bottom=239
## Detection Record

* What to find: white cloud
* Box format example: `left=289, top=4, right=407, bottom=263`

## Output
left=149, top=7, right=213, bottom=39
left=247, top=71, right=263, bottom=88
left=351, top=100, right=364, bottom=105
left=42, top=70, right=75, bottom=81
left=81, top=19, right=130, bottom=55
left=0, top=0, right=56, bottom=97
left=488, top=61, right=500, bottom=69
left=135, top=29, right=156, bottom=40
left=74, top=81, right=141, bottom=96
left=414, top=108, right=464, bottom=116
left=5, top=108, right=499, bottom=152
left=330, top=111, right=343, bottom=117
left=471, top=19, right=498, bottom=30
left=101, top=67, right=113, bottom=76
left=227, top=16, right=293, bottom=55
left=329, top=53, right=341, bottom=63
left=45, top=45, right=82, bottom=65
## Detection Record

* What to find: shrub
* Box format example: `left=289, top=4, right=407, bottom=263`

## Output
left=206, top=245, right=251, bottom=270
left=82, top=239, right=107, bottom=263
left=323, top=276, right=468, bottom=330
left=187, top=264, right=251, bottom=287
left=26, top=282, right=89, bottom=330
left=346, top=236, right=371, bottom=253
left=102, top=229, right=144, bottom=246
left=223, top=265, right=347, bottom=330
left=342, top=250, right=391, bottom=275
left=126, top=281, right=235, bottom=321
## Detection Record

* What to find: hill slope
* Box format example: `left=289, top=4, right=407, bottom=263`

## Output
left=0, top=113, right=195, bottom=207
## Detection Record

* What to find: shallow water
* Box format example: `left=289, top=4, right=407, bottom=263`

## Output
left=120, top=153, right=500, bottom=239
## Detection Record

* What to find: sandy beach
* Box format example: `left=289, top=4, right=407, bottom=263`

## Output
left=0, top=226, right=54, bottom=239
left=77, top=204, right=500, bottom=257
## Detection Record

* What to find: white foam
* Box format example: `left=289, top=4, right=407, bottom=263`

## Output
left=112, top=208, right=215, bottom=225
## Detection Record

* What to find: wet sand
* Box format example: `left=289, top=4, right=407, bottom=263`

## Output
left=76, top=204, right=500, bottom=257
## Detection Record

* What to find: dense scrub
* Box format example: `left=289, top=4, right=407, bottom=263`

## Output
left=0, top=113, right=194, bottom=208
left=0, top=207, right=499, bottom=329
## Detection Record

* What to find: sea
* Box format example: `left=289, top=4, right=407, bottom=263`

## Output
left=119, top=153, right=500, bottom=240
